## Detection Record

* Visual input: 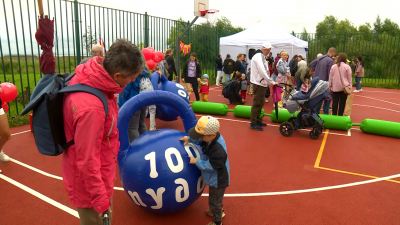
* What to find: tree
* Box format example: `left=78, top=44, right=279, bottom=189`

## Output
left=373, top=15, right=382, bottom=35
left=300, top=27, right=309, bottom=41
left=316, top=15, right=338, bottom=38
left=82, top=26, right=98, bottom=54
left=381, top=18, right=400, bottom=36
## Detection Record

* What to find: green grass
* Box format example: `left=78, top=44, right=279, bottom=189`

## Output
left=352, top=77, right=400, bottom=89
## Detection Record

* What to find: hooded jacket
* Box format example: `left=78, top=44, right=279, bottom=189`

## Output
left=62, top=56, right=124, bottom=213
left=191, top=133, right=230, bottom=188
left=310, top=54, right=334, bottom=81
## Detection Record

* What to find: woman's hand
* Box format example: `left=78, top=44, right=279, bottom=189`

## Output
left=285, top=73, right=291, bottom=77
left=197, top=78, right=201, bottom=82
left=189, top=156, right=197, bottom=164
left=182, top=78, right=185, bottom=82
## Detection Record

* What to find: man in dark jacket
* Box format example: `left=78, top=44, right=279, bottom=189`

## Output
left=180, top=116, right=230, bottom=225
left=223, top=54, right=234, bottom=82
left=310, top=47, right=336, bottom=114
left=215, top=55, right=223, bottom=86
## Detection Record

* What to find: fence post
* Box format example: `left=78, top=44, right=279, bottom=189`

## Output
left=187, top=21, right=190, bottom=61
left=216, top=27, right=218, bottom=56
left=343, top=32, right=346, bottom=52
left=144, top=12, right=149, bottom=48
left=74, top=0, right=81, bottom=64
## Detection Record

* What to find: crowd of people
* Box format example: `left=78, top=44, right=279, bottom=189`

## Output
left=216, top=43, right=365, bottom=130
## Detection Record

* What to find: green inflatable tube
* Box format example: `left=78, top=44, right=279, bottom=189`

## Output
left=319, top=114, right=352, bottom=131
left=270, top=110, right=299, bottom=123
left=191, top=101, right=228, bottom=116
left=361, top=119, right=400, bottom=138
left=233, top=105, right=264, bottom=119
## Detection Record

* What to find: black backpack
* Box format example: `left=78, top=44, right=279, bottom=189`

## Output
left=222, top=79, right=234, bottom=99
left=21, top=73, right=108, bottom=156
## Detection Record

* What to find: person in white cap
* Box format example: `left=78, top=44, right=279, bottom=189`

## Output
left=180, top=116, right=230, bottom=225
left=249, top=42, right=278, bottom=131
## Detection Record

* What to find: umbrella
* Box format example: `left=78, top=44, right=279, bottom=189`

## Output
left=35, top=0, right=55, bottom=74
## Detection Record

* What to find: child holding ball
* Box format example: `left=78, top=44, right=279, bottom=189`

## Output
left=179, top=116, right=230, bottom=225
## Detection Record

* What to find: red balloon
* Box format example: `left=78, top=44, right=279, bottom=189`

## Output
left=153, top=51, right=164, bottom=63
left=147, top=47, right=155, bottom=54
left=142, top=48, right=154, bottom=61
left=2, top=102, right=8, bottom=113
left=146, top=59, right=156, bottom=70
left=0, top=82, right=18, bottom=102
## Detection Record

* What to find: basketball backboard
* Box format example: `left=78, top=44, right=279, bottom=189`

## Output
left=194, top=0, right=209, bottom=17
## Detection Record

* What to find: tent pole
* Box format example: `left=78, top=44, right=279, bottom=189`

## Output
left=292, top=44, right=293, bottom=58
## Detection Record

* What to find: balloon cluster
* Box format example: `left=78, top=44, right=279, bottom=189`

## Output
left=0, top=82, right=18, bottom=113
left=142, top=47, right=164, bottom=70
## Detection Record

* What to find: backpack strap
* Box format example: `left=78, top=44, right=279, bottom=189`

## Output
left=58, top=84, right=109, bottom=118
left=58, top=84, right=109, bottom=149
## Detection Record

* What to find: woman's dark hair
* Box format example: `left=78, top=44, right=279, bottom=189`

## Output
left=336, top=53, right=347, bottom=67
left=293, top=55, right=298, bottom=59
left=218, top=55, right=221, bottom=58
left=226, top=54, right=231, bottom=59
left=235, top=71, right=242, bottom=79
left=357, top=56, right=364, bottom=67
left=103, top=39, right=145, bottom=77
left=190, top=52, right=197, bottom=62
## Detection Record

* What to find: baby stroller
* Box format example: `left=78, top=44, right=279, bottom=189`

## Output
left=278, top=77, right=330, bottom=140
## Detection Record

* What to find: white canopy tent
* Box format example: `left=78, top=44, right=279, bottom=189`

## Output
left=220, top=18, right=308, bottom=68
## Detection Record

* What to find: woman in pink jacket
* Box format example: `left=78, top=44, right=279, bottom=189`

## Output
left=62, top=39, right=145, bottom=224
left=329, top=53, right=352, bottom=116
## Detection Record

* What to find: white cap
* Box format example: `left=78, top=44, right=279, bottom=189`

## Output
left=261, top=42, right=273, bottom=49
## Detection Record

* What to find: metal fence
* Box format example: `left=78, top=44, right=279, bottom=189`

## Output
left=0, top=0, right=239, bottom=117
left=294, top=33, right=400, bottom=88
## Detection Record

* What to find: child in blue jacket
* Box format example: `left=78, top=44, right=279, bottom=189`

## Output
left=180, top=116, right=230, bottom=225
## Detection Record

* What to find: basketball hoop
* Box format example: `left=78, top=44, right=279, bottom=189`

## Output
left=203, top=9, right=219, bottom=25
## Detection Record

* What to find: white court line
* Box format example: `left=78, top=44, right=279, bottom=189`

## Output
left=353, top=104, right=400, bottom=114
left=202, top=173, right=400, bottom=197
left=8, top=158, right=400, bottom=197
left=356, top=95, right=400, bottom=107
left=359, top=90, right=400, bottom=95
left=0, top=174, right=79, bottom=218
left=194, top=114, right=349, bottom=136
left=11, top=158, right=63, bottom=180
left=11, top=130, right=31, bottom=136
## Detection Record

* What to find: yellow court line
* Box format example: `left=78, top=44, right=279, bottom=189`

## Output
left=316, top=166, right=400, bottom=184
left=314, top=129, right=329, bottom=168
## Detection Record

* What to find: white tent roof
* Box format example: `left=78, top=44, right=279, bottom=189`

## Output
left=220, top=18, right=308, bottom=49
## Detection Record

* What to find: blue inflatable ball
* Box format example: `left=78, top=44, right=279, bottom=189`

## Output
left=118, top=91, right=201, bottom=213
left=118, top=129, right=205, bottom=213
left=151, top=74, right=189, bottom=121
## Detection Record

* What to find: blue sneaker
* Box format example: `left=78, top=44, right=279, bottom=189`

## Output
left=257, top=121, right=267, bottom=127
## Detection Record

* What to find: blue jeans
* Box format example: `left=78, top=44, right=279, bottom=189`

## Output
left=355, top=77, right=362, bottom=90
left=315, top=99, right=331, bottom=115
left=272, top=74, right=277, bottom=82
left=295, top=79, right=302, bottom=91
left=128, top=107, right=148, bottom=143
left=225, top=73, right=231, bottom=82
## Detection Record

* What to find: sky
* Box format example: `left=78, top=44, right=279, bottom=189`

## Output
left=80, top=0, right=400, bottom=33
left=0, top=0, right=399, bottom=56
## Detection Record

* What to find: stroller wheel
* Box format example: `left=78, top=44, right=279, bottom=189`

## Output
left=280, top=122, right=294, bottom=137
left=309, top=129, right=320, bottom=140
left=318, top=125, right=323, bottom=134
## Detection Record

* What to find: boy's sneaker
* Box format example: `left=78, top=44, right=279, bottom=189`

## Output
left=353, top=90, right=359, bottom=93
left=149, top=127, right=157, bottom=131
left=0, top=151, right=10, bottom=162
left=207, top=223, right=223, bottom=225
left=257, top=121, right=267, bottom=127
left=249, top=123, right=263, bottom=131
left=206, top=209, right=226, bottom=218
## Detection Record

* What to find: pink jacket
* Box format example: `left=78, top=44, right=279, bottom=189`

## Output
left=62, top=57, right=124, bottom=213
left=329, top=63, right=352, bottom=92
